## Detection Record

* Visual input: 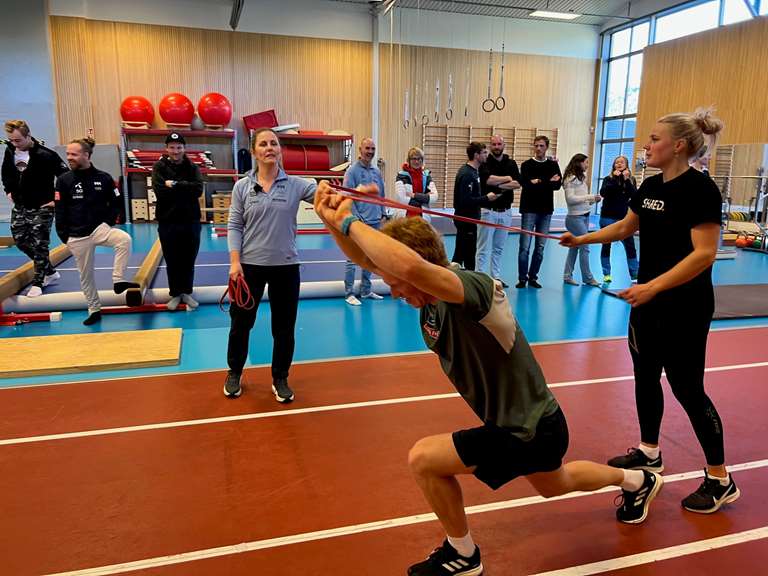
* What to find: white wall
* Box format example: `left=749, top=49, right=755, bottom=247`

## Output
left=49, top=0, right=373, bottom=41
left=379, top=7, right=600, bottom=59
left=0, top=0, right=60, bottom=218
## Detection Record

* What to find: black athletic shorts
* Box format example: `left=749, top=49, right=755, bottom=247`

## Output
left=452, top=407, right=569, bottom=490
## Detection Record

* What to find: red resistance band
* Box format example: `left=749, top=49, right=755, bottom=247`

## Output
left=219, top=275, right=256, bottom=313
left=327, top=184, right=561, bottom=240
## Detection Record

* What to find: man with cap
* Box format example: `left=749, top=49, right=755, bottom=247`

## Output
left=151, top=132, right=204, bottom=310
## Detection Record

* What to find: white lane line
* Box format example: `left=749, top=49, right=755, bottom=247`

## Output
left=40, top=459, right=768, bottom=576
left=529, top=526, right=768, bottom=576
left=2, top=361, right=766, bottom=447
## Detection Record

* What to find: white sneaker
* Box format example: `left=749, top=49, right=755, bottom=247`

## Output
left=181, top=293, right=199, bottom=309
left=26, top=285, right=43, bottom=298
left=43, top=271, right=61, bottom=287
left=345, top=294, right=362, bottom=306
left=167, top=296, right=182, bottom=310
left=361, top=292, right=384, bottom=300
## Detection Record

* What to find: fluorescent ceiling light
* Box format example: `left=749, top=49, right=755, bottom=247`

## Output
left=529, top=10, right=581, bottom=19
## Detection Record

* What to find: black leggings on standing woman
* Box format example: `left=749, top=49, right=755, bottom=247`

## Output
left=628, top=303, right=725, bottom=465
left=227, top=263, right=300, bottom=379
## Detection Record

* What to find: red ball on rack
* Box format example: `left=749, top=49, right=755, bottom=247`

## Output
left=197, top=93, right=232, bottom=127
left=120, top=96, right=154, bottom=124
left=159, top=93, right=195, bottom=125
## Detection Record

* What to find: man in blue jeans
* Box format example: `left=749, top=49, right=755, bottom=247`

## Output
left=476, top=134, right=520, bottom=287
left=342, top=137, right=385, bottom=305
left=517, top=136, right=562, bottom=289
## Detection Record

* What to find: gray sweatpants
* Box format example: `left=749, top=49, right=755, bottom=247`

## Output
left=67, top=223, right=132, bottom=313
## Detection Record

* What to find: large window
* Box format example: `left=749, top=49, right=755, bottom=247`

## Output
left=655, top=1, right=720, bottom=43
left=594, top=0, right=760, bottom=190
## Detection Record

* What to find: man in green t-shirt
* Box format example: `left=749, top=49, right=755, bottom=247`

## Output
left=314, top=181, right=663, bottom=576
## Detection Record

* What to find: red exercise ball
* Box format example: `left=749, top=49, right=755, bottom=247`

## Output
left=159, top=93, right=195, bottom=125
left=120, top=96, right=154, bottom=124
left=197, top=92, right=233, bottom=126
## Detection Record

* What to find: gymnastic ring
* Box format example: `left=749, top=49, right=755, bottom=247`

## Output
left=482, top=98, right=496, bottom=113
left=445, top=109, right=453, bottom=121
left=403, top=119, right=410, bottom=130
left=421, top=114, right=429, bottom=126
left=495, top=96, right=506, bottom=111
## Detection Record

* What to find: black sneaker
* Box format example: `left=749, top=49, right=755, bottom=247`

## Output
left=83, top=311, right=102, bottom=326
left=272, top=378, right=294, bottom=403
left=516, top=280, right=527, bottom=289
left=608, top=447, right=664, bottom=473
left=682, top=471, right=740, bottom=513
left=223, top=371, right=242, bottom=398
left=616, top=470, right=663, bottom=524
left=408, top=540, right=483, bottom=576
left=528, top=279, right=542, bottom=289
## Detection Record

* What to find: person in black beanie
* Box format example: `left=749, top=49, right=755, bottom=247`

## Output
left=151, top=132, right=204, bottom=310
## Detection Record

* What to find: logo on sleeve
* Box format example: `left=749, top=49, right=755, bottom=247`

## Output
left=422, top=307, right=440, bottom=341
left=642, top=198, right=665, bottom=211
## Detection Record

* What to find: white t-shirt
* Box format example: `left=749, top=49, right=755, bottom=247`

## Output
left=14, top=150, right=30, bottom=171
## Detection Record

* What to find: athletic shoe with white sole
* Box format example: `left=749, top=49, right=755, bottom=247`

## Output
left=26, top=285, right=43, bottom=298
left=223, top=371, right=242, bottom=398
left=408, top=540, right=483, bottom=576
left=43, top=271, right=61, bottom=286
left=361, top=292, right=384, bottom=300
left=345, top=294, right=362, bottom=306
left=608, top=447, right=664, bottom=473
left=272, top=378, right=294, bottom=403
left=181, top=293, right=199, bottom=309
left=682, top=471, right=740, bottom=513
left=167, top=296, right=182, bottom=311
left=616, top=470, right=663, bottom=524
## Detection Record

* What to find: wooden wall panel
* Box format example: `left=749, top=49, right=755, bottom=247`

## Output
left=50, top=15, right=595, bottom=204
left=50, top=17, right=371, bottom=150
left=636, top=17, right=768, bottom=153
left=378, top=44, right=596, bottom=199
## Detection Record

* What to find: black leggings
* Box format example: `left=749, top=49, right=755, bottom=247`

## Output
left=628, top=305, right=725, bottom=465
left=452, top=221, right=477, bottom=271
left=227, top=263, right=300, bottom=379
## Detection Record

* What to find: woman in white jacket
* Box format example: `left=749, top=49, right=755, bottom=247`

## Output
left=394, top=147, right=438, bottom=222
left=562, top=153, right=601, bottom=286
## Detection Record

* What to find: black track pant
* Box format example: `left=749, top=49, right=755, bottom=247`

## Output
left=452, top=221, right=477, bottom=271
left=227, top=263, right=300, bottom=380
left=628, top=304, right=725, bottom=465
left=158, top=221, right=201, bottom=297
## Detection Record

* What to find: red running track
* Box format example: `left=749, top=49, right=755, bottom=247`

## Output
left=0, top=327, right=766, bottom=575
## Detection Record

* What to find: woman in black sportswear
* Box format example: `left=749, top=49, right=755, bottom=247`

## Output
left=560, top=108, right=739, bottom=515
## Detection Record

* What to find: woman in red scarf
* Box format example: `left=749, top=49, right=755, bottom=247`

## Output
left=395, top=147, right=439, bottom=221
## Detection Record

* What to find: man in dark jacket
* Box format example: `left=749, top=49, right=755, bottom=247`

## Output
left=451, top=142, right=496, bottom=271
left=517, top=136, right=562, bottom=289
left=2, top=120, right=69, bottom=297
left=151, top=132, right=204, bottom=309
left=55, top=137, right=138, bottom=325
